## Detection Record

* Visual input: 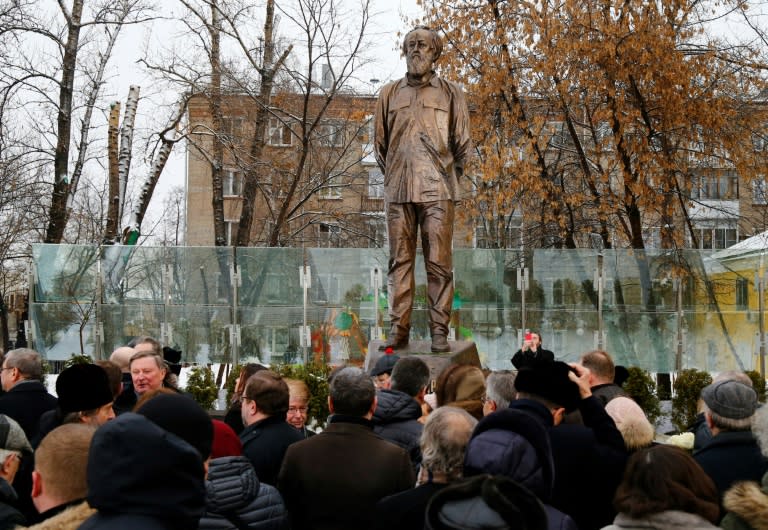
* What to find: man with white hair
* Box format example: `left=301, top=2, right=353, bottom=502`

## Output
left=694, top=379, right=768, bottom=499
left=482, top=370, right=517, bottom=416
left=0, top=414, right=32, bottom=528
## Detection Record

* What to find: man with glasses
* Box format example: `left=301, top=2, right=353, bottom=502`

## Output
left=240, top=371, right=303, bottom=486
left=0, top=349, right=57, bottom=442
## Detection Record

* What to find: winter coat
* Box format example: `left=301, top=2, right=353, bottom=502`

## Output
left=463, top=408, right=577, bottom=530
left=240, top=416, right=304, bottom=487
left=0, top=381, right=57, bottom=442
left=277, top=415, right=415, bottom=530
left=198, top=456, right=286, bottom=530
left=0, top=478, right=24, bottom=530
left=600, top=510, right=719, bottom=529
left=720, top=471, right=768, bottom=530
left=78, top=413, right=207, bottom=530
left=510, top=397, right=628, bottom=530
left=511, top=348, right=555, bottom=369
left=693, top=431, right=768, bottom=498
left=591, top=383, right=628, bottom=407
left=372, top=389, right=423, bottom=467
left=20, top=501, right=94, bottom=530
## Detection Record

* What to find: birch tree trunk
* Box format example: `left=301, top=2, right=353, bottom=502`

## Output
left=105, top=102, right=121, bottom=243
left=45, top=0, right=84, bottom=244
left=117, top=85, right=141, bottom=233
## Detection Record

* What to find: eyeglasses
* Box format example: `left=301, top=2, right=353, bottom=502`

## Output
left=287, top=406, right=308, bottom=415
left=0, top=367, right=13, bottom=372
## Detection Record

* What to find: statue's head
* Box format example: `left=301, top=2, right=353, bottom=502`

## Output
left=402, top=26, right=443, bottom=76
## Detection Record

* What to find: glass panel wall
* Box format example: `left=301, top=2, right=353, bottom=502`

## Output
left=28, top=244, right=768, bottom=374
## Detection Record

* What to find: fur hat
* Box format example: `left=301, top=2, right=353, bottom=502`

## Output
left=425, top=474, right=547, bottom=530
left=605, top=397, right=655, bottom=450
left=0, top=414, right=31, bottom=454
left=137, top=393, right=214, bottom=459
left=163, top=346, right=183, bottom=376
left=210, top=420, right=242, bottom=459
left=370, top=353, right=400, bottom=377
left=514, top=361, right=581, bottom=412
left=702, top=379, right=758, bottom=420
left=56, top=363, right=114, bottom=414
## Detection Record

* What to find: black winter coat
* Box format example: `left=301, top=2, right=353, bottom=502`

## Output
left=78, top=413, right=207, bottom=530
left=240, top=416, right=304, bottom=487
left=0, top=380, right=57, bottom=441
left=0, top=478, right=24, bottom=530
left=510, top=397, right=628, bottom=530
left=199, top=456, right=286, bottom=530
left=372, top=389, right=423, bottom=467
left=694, top=430, right=768, bottom=498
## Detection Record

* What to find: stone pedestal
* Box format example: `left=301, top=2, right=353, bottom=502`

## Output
left=366, top=339, right=481, bottom=382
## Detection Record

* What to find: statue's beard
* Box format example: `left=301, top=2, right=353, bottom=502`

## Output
left=407, top=54, right=431, bottom=77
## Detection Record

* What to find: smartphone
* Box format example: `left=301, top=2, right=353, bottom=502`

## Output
left=524, top=331, right=532, bottom=341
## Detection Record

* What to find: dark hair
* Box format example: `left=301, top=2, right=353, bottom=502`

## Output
left=330, top=367, right=375, bottom=417
left=581, top=350, right=615, bottom=381
left=243, top=370, right=289, bottom=417
left=391, top=357, right=430, bottom=397
left=613, top=445, right=719, bottom=523
left=95, top=360, right=123, bottom=398
left=401, top=25, right=443, bottom=62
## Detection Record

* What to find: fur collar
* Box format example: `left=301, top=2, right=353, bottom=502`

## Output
left=23, top=501, right=96, bottom=530
left=723, top=477, right=768, bottom=530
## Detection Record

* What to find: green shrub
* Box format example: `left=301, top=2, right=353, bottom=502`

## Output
left=671, top=369, right=712, bottom=432
left=224, top=364, right=243, bottom=404
left=64, top=354, right=93, bottom=368
left=745, top=370, right=767, bottom=403
left=623, top=367, right=662, bottom=426
left=275, top=362, right=331, bottom=429
left=185, top=365, right=219, bottom=411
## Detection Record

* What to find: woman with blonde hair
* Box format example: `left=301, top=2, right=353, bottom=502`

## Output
left=284, top=378, right=315, bottom=438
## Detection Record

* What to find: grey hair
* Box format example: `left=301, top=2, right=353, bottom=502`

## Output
left=485, top=370, right=517, bottom=410
left=3, top=348, right=44, bottom=381
left=752, top=405, right=768, bottom=457
left=420, top=406, right=477, bottom=480
left=703, top=402, right=753, bottom=431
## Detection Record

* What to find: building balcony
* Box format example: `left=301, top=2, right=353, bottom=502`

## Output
left=361, top=196, right=384, bottom=212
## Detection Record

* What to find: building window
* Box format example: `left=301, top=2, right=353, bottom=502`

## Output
left=368, top=167, right=384, bottom=198
left=225, top=220, right=238, bottom=246
left=690, top=172, right=739, bottom=200
left=223, top=168, right=244, bottom=197
left=267, top=117, right=292, bottom=146
left=319, top=223, right=341, bottom=247
left=736, top=277, right=749, bottom=310
left=221, top=116, right=244, bottom=142
left=752, top=177, right=767, bottom=205
left=317, top=121, right=344, bottom=147
left=696, top=227, right=737, bottom=249
left=319, top=174, right=343, bottom=199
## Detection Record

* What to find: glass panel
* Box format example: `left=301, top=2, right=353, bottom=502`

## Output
left=25, top=244, right=768, bottom=373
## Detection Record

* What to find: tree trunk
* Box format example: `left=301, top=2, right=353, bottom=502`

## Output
left=105, top=102, right=121, bottom=243
left=45, top=0, right=84, bottom=244
left=117, top=85, right=141, bottom=236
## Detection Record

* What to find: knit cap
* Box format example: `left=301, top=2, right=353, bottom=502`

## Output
left=210, top=419, right=242, bottom=458
left=137, top=393, right=214, bottom=459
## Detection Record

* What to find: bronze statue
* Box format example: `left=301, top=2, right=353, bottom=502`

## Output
left=374, top=26, right=472, bottom=353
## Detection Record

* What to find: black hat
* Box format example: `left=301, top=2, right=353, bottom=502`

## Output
left=137, top=393, right=214, bottom=459
left=514, top=361, right=581, bottom=412
left=56, top=364, right=114, bottom=414
left=370, top=353, right=400, bottom=377
left=701, top=380, right=758, bottom=420
left=425, top=474, right=547, bottom=530
left=163, top=346, right=183, bottom=376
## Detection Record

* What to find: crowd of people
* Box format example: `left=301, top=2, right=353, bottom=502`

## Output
left=0, top=335, right=763, bottom=529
